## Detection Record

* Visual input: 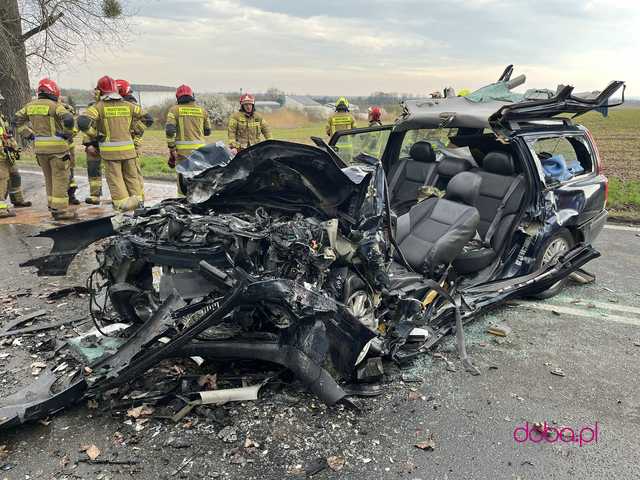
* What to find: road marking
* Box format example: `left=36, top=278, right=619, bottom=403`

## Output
left=552, top=297, right=640, bottom=315
left=604, top=224, right=640, bottom=232
left=510, top=300, right=640, bottom=327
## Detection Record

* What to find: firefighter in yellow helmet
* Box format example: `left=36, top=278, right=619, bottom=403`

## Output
left=327, top=97, right=356, bottom=163
left=457, top=88, right=471, bottom=97
left=0, top=92, right=32, bottom=218
left=165, top=84, right=211, bottom=195
left=77, top=76, right=146, bottom=212
left=15, top=78, right=76, bottom=220
left=326, top=97, right=356, bottom=136
left=227, top=94, right=271, bottom=153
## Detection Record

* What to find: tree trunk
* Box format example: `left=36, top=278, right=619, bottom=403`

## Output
left=0, top=0, right=31, bottom=121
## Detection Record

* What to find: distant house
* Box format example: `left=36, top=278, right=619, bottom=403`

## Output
left=255, top=100, right=282, bottom=112
left=285, top=95, right=332, bottom=117
left=131, top=84, right=175, bottom=108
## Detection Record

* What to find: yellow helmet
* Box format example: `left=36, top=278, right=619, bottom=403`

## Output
left=336, top=96, right=349, bottom=108
left=457, top=88, right=471, bottom=97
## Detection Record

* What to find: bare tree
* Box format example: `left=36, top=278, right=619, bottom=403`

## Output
left=0, top=0, right=125, bottom=118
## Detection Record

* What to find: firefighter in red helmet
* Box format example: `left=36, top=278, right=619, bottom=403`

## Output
left=165, top=84, right=212, bottom=195
left=14, top=78, right=76, bottom=219
left=368, top=106, right=383, bottom=127
left=77, top=75, right=148, bottom=212
left=227, top=93, right=272, bottom=153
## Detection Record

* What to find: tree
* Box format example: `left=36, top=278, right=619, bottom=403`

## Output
left=0, top=0, right=125, bottom=119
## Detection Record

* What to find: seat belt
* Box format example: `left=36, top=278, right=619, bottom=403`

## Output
left=387, top=159, right=407, bottom=197
left=483, top=175, right=523, bottom=248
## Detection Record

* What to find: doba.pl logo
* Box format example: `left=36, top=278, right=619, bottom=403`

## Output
left=513, top=421, right=599, bottom=447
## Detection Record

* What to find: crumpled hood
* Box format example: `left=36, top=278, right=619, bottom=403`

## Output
left=179, top=140, right=365, bottom=216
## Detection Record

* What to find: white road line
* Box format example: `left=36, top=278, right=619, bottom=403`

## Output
left=510, top=300, right=640, bottom=327
left=604, top=224, right=640, bottom=232
left=552, top=297, right=640, bottom=315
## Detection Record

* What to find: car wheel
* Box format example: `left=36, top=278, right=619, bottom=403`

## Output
left=529, top=228, right=575, bottom=299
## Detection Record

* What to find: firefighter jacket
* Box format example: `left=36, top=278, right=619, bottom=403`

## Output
left=227, top=111, right=272, bottom=150
left=326, top=112, right=356, bottom=137
left=78, top=98, right=147, bottom=161
left=165, top=101, right=211, bottom=157
left=0, top=114, right=18, bottom=150
left=15, top=97, right=74, bottom=155
left=124, top=94, right=153, bottom=150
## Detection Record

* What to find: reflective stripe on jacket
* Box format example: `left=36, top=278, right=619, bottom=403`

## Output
left=227, top=111, right=272, bottom=150
left=14, top=99, right=73, bottom=155
left=326, top=112, right=356, bottom=137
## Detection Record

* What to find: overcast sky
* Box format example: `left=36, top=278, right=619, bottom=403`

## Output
left=51, top=0, right=638, bottom=96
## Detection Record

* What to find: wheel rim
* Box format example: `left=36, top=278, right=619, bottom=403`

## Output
left=542, top=237, right=570, bottom=265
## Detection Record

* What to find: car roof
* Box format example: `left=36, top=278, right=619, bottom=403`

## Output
left=394, top=79, right=625, bottom=135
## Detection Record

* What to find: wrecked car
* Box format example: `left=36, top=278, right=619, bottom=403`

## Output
left=1, top=67, right=624, bottom=429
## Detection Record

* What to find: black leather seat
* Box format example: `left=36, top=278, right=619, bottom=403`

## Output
left=388, top=141, right=438, bottom=215
left=394, top=171, right=481, bottom=277
left=434, top=154, right=476, bottom=191
left=452, top=152, right=525, bottom=275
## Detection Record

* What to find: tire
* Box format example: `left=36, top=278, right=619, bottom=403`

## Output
left=529, top=228, right=575, bottom=299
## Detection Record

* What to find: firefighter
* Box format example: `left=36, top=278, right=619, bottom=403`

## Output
left=15, top=78, right=76, bottom=220
left=84, top=88, right=103, bottom=205
left=326, top=97, right=356, bottom=163
left=368, top=106, right=383, bottom=127
left=165, top=84, right=211, bottom=195
left=59, top=98, right=80, bottom=205
left=227, top=93, right=271, bottom=153
left=326, top=97, right=356, bottom=137
left=77, top=76, right=146, bottom=212
left=0, top=92, right=31, bottom=211
left=116, top=79, right=154, bottom=156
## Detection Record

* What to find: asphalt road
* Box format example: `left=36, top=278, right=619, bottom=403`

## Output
left=0, top=172, right=639, bottom=479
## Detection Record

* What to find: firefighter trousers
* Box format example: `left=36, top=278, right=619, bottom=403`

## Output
left=0, top=156, right=9, bottom=211
left=36, top=153, right=70, bottom=213
left=104, top=157, right=145, bottom=212
left=86, top=149, right=103, bottom=201
left=7, top=164, right=27, bottom=205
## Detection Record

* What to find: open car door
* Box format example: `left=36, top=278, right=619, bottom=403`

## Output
left=328, top=125, right=393, bottom=164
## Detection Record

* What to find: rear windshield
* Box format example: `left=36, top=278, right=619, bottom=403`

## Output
left=528, top=135, right=594, bottom=184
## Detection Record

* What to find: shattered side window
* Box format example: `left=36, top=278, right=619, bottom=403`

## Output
left=529, top=135, right=594, bottom=184
left=334, top=130, right=391, bottom=165
left=399, top=128, right=457, bottom=157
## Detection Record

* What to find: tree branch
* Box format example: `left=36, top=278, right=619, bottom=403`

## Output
left=21, top=11, right=63, bottom=41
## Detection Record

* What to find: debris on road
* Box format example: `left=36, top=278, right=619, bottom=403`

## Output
left=80, top=444, right=101, bottom=461
left=487, top=323, right=512, bottom=337
left=415, top=433, right=436, bottom=451
left=549, top=367, right=566, bottom=377
left=327, top=455, right=346, bottom=472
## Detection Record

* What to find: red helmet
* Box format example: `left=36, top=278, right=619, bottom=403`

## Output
left=369, top=106, right=382, bottom=121
left=37, top=78, right=59, bottom=97
left=240, top=93, right=255, bottom=105
left=96, top=75, right=118, bottom=95
left=115, top=79, right=131, bottom=97
left=176, top=84, right=193, bottom=99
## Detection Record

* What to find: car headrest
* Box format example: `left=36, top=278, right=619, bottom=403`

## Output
left=409, top=141, right=436, bottom=163
left=437, top=156, right=474, bottom=179
left=483, top=151, right=515, bottom=175
left=444, top=171, right=481, bottom=206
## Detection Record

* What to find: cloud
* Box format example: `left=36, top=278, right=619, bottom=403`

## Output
left=50, top=0, right=639, bottom=96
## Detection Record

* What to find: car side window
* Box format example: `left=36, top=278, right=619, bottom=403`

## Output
left=530, top=135, right=594, bottom=184
left=400, top=128, right=457, bottom=157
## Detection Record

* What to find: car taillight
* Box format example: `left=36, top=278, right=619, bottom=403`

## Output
left=604, top=177, right=609, bottom=207
left=585, top=128, right=603, bottom=174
